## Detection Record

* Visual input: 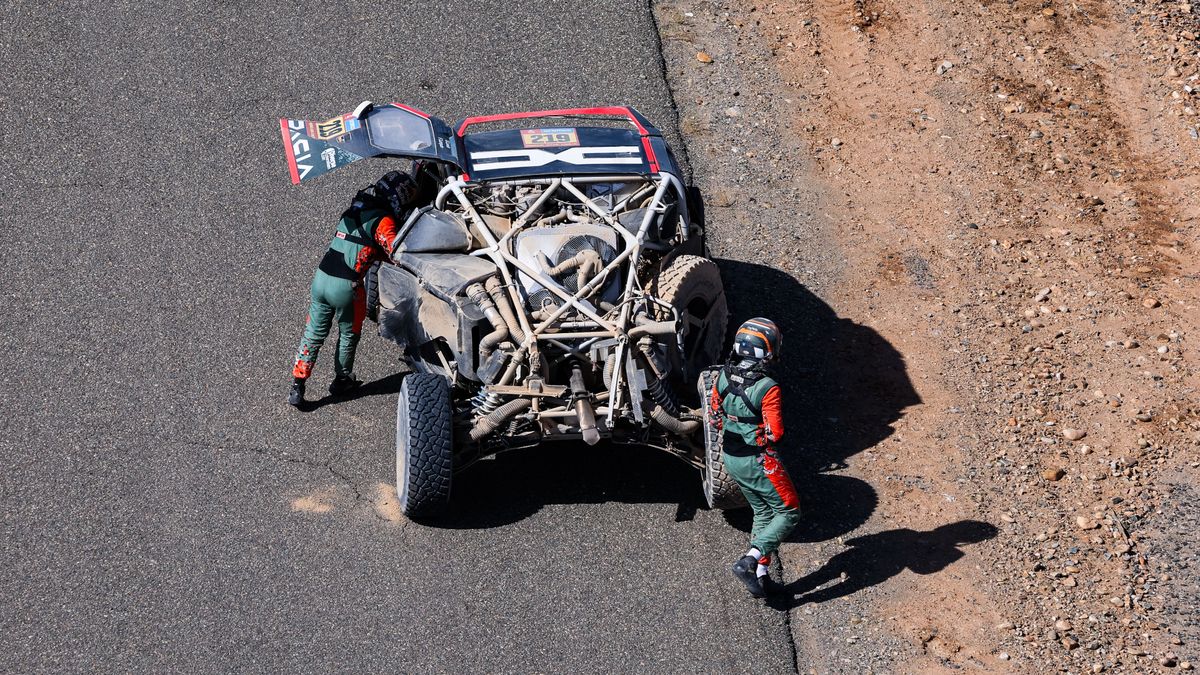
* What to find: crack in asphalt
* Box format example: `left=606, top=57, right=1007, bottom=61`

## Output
left=646, top=0, right=693, bottom=180
left=183, top=440, right=395, bottom=523
left=775, top=551, right=801, bottom=673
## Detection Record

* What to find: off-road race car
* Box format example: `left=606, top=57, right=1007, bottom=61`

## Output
left=281, top=102, right=745, bottom=519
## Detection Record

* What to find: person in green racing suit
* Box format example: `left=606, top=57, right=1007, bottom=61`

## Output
left=709, top=317, right=800, bottom=598
left=288, top=171, right=415, bottom=406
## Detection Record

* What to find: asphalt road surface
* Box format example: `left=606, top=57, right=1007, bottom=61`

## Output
left=1, top=1, right=798, bottom=670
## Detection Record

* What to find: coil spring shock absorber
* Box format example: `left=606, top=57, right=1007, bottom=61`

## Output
left=644, top=375, right=681, bottom=416
left=470, top=388, right=504, bottom=418
left=638, top=340, right=682, bottom=415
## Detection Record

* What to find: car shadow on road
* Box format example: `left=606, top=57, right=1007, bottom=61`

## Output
left=438, top=441, right=702, bottom=528
left=764, top=520, right=999, bottom=610
left=300, top=372, right=406, bottom=411
left=714, top=259, right=921, bottom=543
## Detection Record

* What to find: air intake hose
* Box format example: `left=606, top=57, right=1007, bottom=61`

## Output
left=650, top=405, right=700, bottom=435
left=469, top=398, right=532, bottom=441
left=485, top=275, right=526, bottom=345
left=467, top=283, right=509, bottom=359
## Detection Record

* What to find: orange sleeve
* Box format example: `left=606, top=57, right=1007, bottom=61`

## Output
left=761, top=385, right=784, bottom=442
left=708, top=378, right=723, bottom=430
left=374, top=215, right=399, bottom=253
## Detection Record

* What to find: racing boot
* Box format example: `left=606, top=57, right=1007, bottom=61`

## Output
left=287, top=378, right=305, bottom=407
left=328, top=373, right=363, bottom=397
left=732, top=555, right=766, bottom=598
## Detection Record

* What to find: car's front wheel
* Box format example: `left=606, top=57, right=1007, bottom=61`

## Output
left=396, top=373, right=453, bottom=519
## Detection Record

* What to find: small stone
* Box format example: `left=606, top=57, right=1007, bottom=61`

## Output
left=724, top=106, right=741, bottom=118
left=1030, top=130, right=1044, bottom=139
left=1076, top=515, right=1098, bottom=529
left=1042, top=7, right=1056, bottom=15
left=1034, top=287, right=1052, bottom=302
left=1136, top=412, right=1153, bottom=422
left=1055, top=619, right=1073, bottom=631
left=936, top=60, right=954, bottom=75
left=1158, top=345, right=1169, bottom=354
left=998, top=652, right=1010, bottom=661
left=1163, top=654, right=1179, bottom=667
left=696, top=51, right=713, bottom=63
left=1093, top=664, right=1105, bottom=673
left=1063, top=636, right=1079, bottom=650
left=1063, top=428, right=1087, bottom=441
left=1180, top=661, right=1192, bottom=670
left=1143, top=297, right=1161, bottom=308
left=997, top=621, right=1014, bottom=630
left=1043, top=467, right=1066, bottom=481
left=831, top=137, right=843, bottom=147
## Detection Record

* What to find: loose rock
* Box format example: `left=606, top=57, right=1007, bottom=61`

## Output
left=695, top=51, right=713, bottom=63
left=1063, top=428, right=1086, bottom=441
left=1043, top=467, right=1066, bottom=481
left=1143, top=297, right=1161, bottom=308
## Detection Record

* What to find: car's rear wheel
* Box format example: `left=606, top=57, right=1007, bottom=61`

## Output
left=657, top=255, right=729, bottom=379
left=396, top=373, right=453, bottom=519
left=698, top=368, right=747, bottom=509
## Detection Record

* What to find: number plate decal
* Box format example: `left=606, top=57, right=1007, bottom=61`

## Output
left=520, top=128, right=580, bottom=148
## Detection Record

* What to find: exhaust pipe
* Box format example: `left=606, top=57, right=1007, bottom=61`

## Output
left=569, top=365, right=601, bottom=446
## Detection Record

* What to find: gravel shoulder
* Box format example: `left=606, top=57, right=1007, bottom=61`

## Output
left=656, top=0, right=1200, bottom=671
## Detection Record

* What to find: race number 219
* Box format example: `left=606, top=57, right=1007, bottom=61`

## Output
left=520, top=128, right=580, bottom=148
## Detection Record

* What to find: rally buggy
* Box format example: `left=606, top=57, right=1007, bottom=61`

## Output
left=281, top=102, right=745, bottom=518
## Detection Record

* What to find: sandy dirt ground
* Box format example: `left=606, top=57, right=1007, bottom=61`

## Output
left=656, top=0, right=1199, bottom=670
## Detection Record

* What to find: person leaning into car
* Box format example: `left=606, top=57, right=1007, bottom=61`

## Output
left=287, top=171, right=415, bottom=407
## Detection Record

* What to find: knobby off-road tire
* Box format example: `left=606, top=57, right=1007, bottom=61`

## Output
left=364, top=261, right=381, bottom=323
left=698, top=369, right=747, bottom=510
left=396, top=373, right=453, bottom=519
left=657, top=255, right=729, bottom=379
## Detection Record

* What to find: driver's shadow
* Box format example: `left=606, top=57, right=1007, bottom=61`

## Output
left=299, top=372, right=406, bottom=411
left=765, top=520, right=998, bottom=610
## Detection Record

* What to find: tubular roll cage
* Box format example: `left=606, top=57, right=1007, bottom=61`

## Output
left=433, top=169, right=693, bottom=427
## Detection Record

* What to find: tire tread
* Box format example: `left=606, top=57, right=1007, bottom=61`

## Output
left=397, top=373, right=453, bottom=519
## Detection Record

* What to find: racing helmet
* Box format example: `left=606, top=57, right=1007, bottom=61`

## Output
left=373, top=170, right=417, bottom=215
left=733, top=317, right=782, bottom=363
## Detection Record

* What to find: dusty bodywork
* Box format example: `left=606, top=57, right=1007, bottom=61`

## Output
left=281, top=103, right=743, bottom=518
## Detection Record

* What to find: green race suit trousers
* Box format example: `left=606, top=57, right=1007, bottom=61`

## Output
left=724, top=449, right=802, bottom=556
left=292, top=270, right=366, bottom=380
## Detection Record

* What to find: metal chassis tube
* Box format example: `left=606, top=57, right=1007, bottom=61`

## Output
left=432, top=171, right=688, bottom=426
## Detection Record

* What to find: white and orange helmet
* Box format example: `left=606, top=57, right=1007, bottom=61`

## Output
left=733, top=317, right=782, bottom=363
